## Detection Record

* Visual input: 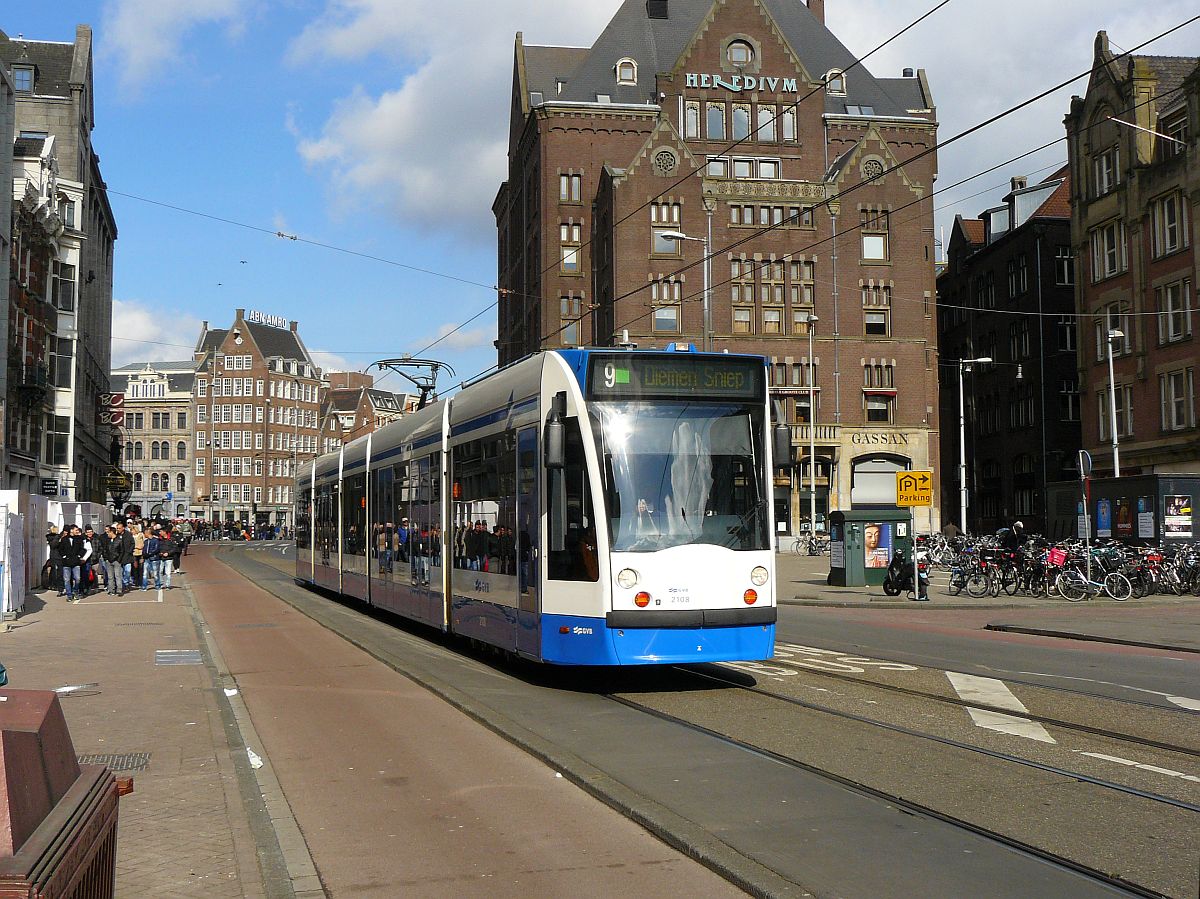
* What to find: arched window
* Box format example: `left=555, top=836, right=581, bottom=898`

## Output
left=150, top=473, right=160, bottom=492
left=134, top=473, right=142, bottom=491
left=177, top=473, right=186, bottom=492
left=151, top=441, right=160, bottom=460
left=161, top=473, right=169, bottom=491
left=134, top=442, right=144, bottom=460
left=125, top=441, right=134, bottom=461
left=825, top=70, right=846, bottom=95
left=177, top=441, right=187, bottom=460
left=615, top=58, right=637, bottom=85
left=727, top=40, right=753, bottom=66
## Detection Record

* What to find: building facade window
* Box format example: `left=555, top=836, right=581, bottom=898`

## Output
left=781, top=109, right=796, bottom=142
left=1159, top=368, right=1195, bottom=431
left=650, top=202, right=681, bottom=255
left=732, top=307, right=752, bottom=334
left=825, top=70, right=846, bottom=94
left=1058, top=316, right=1077, bottom=351
left=651, top=279, right=681, bottom=333
left=1098, top=385, right=1133, bottom=440
left=760, top=260, right=784, bottom=304
left=685, top=101, right=700, bottom=139
left=615, top=58, right=637, bottom=85
left=560, top=173, right=581, bottom=202
left=560, top=223, right=581, bottom=272
left=1059, top=377, right=1080, bottom=421
left=762, top=309, right=782, bottom=334
left=1055, top=246, right=1074, bottom=286
left=731, top=259, right=754, bottom=303
left=706, top=103, right=726, bottom=140
left=1008, top=320, right=1030, bottom=360
left=1094, top=302, right=1131, bottom=359
left=1151, top=191, right=1188, bottom=257
left=560, top=297, right=582, bottom=345
left=1089, top=219, right=1127, bottom=281
left=756, top=105, right=776, bottom=142
left=865, top=395, right=893, bottom=423
left=727, top=40, right=753, bottom=65
left=1092, top=146, right=1119, bottom=197
left=13, top=66, right=33, bottom=92
left=732, top=103, right=751, bottom=140
left=860, top=208, right=889, bottom=261
left=1157, top=279, right=1192, bottom=344
left=791, top=261, right=815, bottom=307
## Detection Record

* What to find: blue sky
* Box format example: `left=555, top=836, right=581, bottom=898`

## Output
left=10, top=1, right=1198, bottom=393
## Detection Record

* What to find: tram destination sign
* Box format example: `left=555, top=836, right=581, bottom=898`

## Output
left=588, top=354, right=762, bottom=400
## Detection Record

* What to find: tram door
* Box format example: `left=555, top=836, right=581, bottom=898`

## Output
left=411, top=454, right=443, bottom=625
left=516, top=428, right=539, bottom=656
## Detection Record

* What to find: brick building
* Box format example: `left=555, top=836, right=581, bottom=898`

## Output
left=1, top=27, right=118, bottom=503
left=110, top=361, right=196, bottom=518
left=495, top=0, right=941, bottom=531
left=319, top=370, right=414, bottom=447
left=192, top=310, right=322, bottom=529
left=937, top=170, right=1081, bottom=534
left=1064, top=34, right=1198, bottom=477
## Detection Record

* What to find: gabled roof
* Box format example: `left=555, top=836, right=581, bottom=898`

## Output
left=537, top=0, right=918, bottom=118
left=195, top=320, right=314, bottom=366
left=957, top=217, right=985, bottom=246
left=1139, top=55, right=1199, bottom=110
left=1032, top=176, right=1070, bottom=219
left=0, top=30, right=77, bottom=97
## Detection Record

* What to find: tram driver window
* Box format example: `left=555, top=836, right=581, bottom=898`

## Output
left=548, top=418, right=598, bottom=582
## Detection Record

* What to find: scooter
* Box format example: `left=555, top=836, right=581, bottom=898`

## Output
left=882, top=549, right=929, bottom=599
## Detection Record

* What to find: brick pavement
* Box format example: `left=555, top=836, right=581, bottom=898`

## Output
left=0, top=567, right=285, bottom=898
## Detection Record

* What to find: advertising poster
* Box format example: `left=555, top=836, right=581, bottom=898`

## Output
left=1165, top=495, right=1192, bottom=539
left=1115, top=498, right=1133, bottom=537
left=1077, top=501, right=1088, bottom=539
left=1137, top=496, right=1155, bottom=539
left=1096, top=499, right=1112, bottom=538
left=864, top=521, right=892, bottom=569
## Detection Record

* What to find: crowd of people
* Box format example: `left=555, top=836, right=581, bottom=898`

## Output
left=364, top=519, right=521, bottom=576
left=44, top=518, right=192, bottom=601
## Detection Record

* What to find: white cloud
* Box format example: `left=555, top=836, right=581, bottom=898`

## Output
left=310, top=350, right=356, bottom=374
left=111, top=299, right=203, bottom=368
left=430, top=322, right=494, bottom=351
left=290, top=0, right=613, bottom=238
left=102, top=0, right=251, bottom=91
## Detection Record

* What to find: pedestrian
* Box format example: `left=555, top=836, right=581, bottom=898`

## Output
left=45, top=525, right=63, bottom=593
left=132, top=525, right=145, bottom=586
left=142, top=528, right=161, bottom=590
left=81, top=527, right=97, bottom=596
left=94, top=526, right=113, bottom=593
left=100, top=526, right=122, bottom=596
left=114, top=521, right=135, bottom=593
left=158, top=529, right=177, bottom=589
left=58, top=526, right=85, bottom=602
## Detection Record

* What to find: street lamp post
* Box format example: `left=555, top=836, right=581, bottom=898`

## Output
left=958, top=357, right=992, bottom=534
left=806, top=314, right=819, bottom=539
left=262, top=397, right=272, bottom=533
left=1106, top=329, right=1123, bottom=477
left=661, top=230, right=711, bottom=352
left=292, top=377, right=302, bottom=530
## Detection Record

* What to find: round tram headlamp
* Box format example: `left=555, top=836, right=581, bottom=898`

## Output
left=750, top=566, right=769, bottom=586
left=617, top=568, right=639, bottom=589
left=634, top=592, right=651, bottom=608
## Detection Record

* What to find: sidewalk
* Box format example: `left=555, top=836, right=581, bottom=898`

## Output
left=775, top=550, right=1200, bottom=653
left=0, top=569, right=290, bottom=898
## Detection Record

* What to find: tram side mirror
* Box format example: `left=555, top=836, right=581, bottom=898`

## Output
left=773, top=422, right=792, bottom=468
left=545, top=392, right=567, bottom=470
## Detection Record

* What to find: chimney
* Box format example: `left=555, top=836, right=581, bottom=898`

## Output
left=807, top=0, right=824, bottom=24
left=902, top=67, right=915, bottom=78
left=290, top=320, right=298, bottom=332
left=1010, top=176, right=1028, bottom=192
left=646, top=0, right=668, bottom=19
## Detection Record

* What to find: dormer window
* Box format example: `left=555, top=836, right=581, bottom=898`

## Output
left=615, top=58, right=637, bottom=85
left=727, top=41, right=753, bottom=66
left=13, top=66, right=33, bottom=93
left=825, top=70, right=846, bottom=95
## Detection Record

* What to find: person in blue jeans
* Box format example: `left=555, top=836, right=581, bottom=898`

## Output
left=58, top=526, right=86, bottom=602
left=142, top=532, right=161, bottom=590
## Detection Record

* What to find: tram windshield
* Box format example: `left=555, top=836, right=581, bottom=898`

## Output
left=591, top=401, right=768, bottom=552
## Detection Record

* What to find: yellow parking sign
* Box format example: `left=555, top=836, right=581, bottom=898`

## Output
left=896, top=470, right=933, bottom=507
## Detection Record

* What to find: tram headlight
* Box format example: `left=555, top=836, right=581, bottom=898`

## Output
left=750, top=566, right=769, bottom=586
left=617, top=568, right=639, bottom=589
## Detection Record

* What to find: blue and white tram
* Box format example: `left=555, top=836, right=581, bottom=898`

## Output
left=294, top=346, right=783, bottom=665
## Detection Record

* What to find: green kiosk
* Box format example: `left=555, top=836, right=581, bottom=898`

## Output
left=827, top=509, right=912, bottom=587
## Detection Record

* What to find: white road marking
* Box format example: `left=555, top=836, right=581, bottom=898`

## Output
left=1073, top=751, right=1200, bottom=783
left=946, top=672, right=1057, bottom=744
left=1016, top=671, right=1200, bottom=712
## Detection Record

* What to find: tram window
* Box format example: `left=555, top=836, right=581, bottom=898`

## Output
left=342, top=474, right=367, bottom=555
left=297, top=488, right=312, bottom=549
left=315, top=482, right=336, bottom=563
left=548, top=418, right=598, bottom=582
left=452, top=436, right=516, bottom=574
left=371, top=465, right=395, bottom=569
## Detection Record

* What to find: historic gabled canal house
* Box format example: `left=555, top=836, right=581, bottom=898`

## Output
left=495, top=0, right=941, bottom=532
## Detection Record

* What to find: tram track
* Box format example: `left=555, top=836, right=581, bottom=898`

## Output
left=721, top=655, right=1200, bottom=758
left=664, top=665, right=1200, bottom=813
left=606, top=691, right=1169, bottom=899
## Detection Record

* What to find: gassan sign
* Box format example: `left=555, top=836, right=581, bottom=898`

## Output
left=685, top=73, right=799, bottom=93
